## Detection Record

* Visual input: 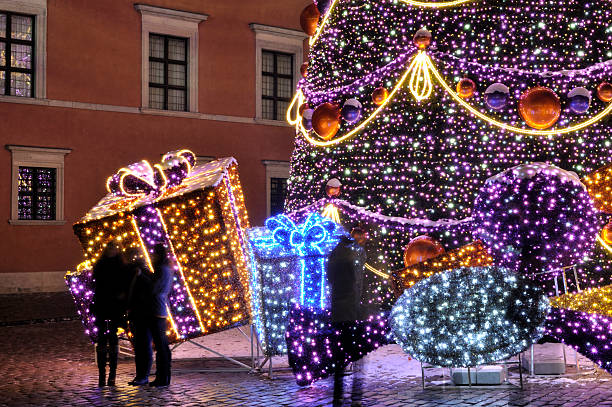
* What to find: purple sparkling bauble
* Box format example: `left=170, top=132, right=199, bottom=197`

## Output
left=302, top=108, right=314, bottom=131
left=315, top=0, right=331, bottom=14
left=472, top=162, right=600, bottom=277
left=568, top=87, right=591, bottom=114
left=341, top=98, right=362, bottom=123
left=484, top=83, right=510, bottom=110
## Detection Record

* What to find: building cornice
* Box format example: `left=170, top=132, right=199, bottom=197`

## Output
left=249, top=23, right=308, bottom=41
left=134, top=3, right=208, bottom=23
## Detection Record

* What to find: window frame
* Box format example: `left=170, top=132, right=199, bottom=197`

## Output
left=0, top=0, right=46, bottom=100
left=261, top=50, right=294, bottom=121
left=148, top=33, right=189, bottom=111
left=7, top=145, right=70, bottom=225
left=250, top=24, right=306, bottom=124
left=135, top=4, right=207, bottom=115
left=262, top=160, right=290, bottom=217
left=17, top=166, right=56, bottom=220
left=0, top=10, right=36, bottom=97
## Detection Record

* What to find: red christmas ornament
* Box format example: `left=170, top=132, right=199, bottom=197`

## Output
left=372, top=87, right=389, bottom=105
left=300, top=62, right=309, bottom=78
left=597, top=82, right=612, bottom=103
left=300, top=4, right=320, bottom=37
left=413, top=28, right=432, bottom=50
left=457, top=78, right=476, bottom=99
left=312, top=103, right=341, bottom=140
left=518, top=86, right=561, bottom=130
left=403, top=236, right=445, bottom=267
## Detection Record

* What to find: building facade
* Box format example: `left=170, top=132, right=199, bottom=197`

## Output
left=0, top=0, right=308, bottom=292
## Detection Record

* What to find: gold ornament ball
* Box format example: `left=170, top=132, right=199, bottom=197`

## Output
left=404, top=236, right=445, bottom=267
left=300, top=62, right=309, bottom=78
left=413, top=28, right=432, bottom=49
left=457, top=78, right=476, bottom=99
left=300, top=4, right=320, bottom=37
left=518, top=86, right=561, bottom=130
left=597, top=82, right=612, bottom=103
left=312, top=103, right=341, bottom=141
left=372, top=87, right=389, bottom=105
left=602, top=222, right=612, bottom=246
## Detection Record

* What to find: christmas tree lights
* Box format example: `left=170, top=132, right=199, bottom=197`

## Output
left=285, top=0, right=612, bottom=288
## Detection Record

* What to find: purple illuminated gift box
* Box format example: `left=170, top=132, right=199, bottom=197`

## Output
left=66, top=150, right=252, bottom=343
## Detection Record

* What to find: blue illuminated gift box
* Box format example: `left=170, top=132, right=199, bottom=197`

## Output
left=247, top=212, right=346, bottom=356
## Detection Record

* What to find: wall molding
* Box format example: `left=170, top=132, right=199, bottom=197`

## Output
left=0, top=95, right=292, bottom=127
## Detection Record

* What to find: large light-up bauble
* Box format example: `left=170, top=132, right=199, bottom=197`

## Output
left=390, top=266, right=550, bottom=367
left=403, top=235, right=444, bottom=267
left=518, top=86, right=561, bottom=129
left=568, top=87, right=591, bottom=114
left=300, top=4, right=320, bottom=36
left=341, top=98, right=362, bottom=123
left=456, top=78, right=476, bottom=99
left=597, top=82, right=612, bottom=103
left=484, top=83, right=509, bottom=110
left=312, top=103, right=341, bottom=140
left=473, top=162, right=600, bottom=276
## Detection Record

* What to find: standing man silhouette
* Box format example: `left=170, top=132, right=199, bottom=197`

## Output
left=327, top=227, right=368, bottom=406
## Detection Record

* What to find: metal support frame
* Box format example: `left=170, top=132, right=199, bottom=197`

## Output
left=171, top=325, right=259, bottom=373
left=527, top=267, right=594, bottom=377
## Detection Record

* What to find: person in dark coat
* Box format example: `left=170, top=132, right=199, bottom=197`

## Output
left=326, top=227, right=368, bottom=406
left=128, top=243, right=173, bottom=387
left=126, top=249, right=153, bottom=386
left=92, top=242, right=125, bottom=387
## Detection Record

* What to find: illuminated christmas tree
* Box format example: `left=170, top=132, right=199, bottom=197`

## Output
left=285, top=0, right=612, bottom=285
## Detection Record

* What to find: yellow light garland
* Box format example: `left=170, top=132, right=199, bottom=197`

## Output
left=365, top=263, right=390, bottom=279
left=289, top=50, right=612, bottom=147
left=597, top=234, right=612, bottom=254
left=426, top=55, right=612, bottom=136
left=321, top=203, right=341, bottom=223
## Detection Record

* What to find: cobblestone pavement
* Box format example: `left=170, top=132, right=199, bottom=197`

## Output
left=1, top=294, right=612, bottom=406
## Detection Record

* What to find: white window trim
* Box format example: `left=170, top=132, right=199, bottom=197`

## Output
left=7, top=145, right=71, bottom=225
left=263, top=160, right=290, bottom=217
left=135, top=4, right=208, bottom=114
left=0, top=0, right=47, bottom=99
left=250, top=24, right=306, bottom=124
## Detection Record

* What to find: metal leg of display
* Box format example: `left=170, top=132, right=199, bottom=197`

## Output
left=170, top=325, right=260, bottom=373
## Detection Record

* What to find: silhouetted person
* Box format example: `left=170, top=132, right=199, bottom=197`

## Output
left=92, top=242, right=125, bottom=387
left=126, top=248, right=153, bottom=386
left=327, top=227, right=368, bottom=406
left=128, top=244, right=173, bottom=387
